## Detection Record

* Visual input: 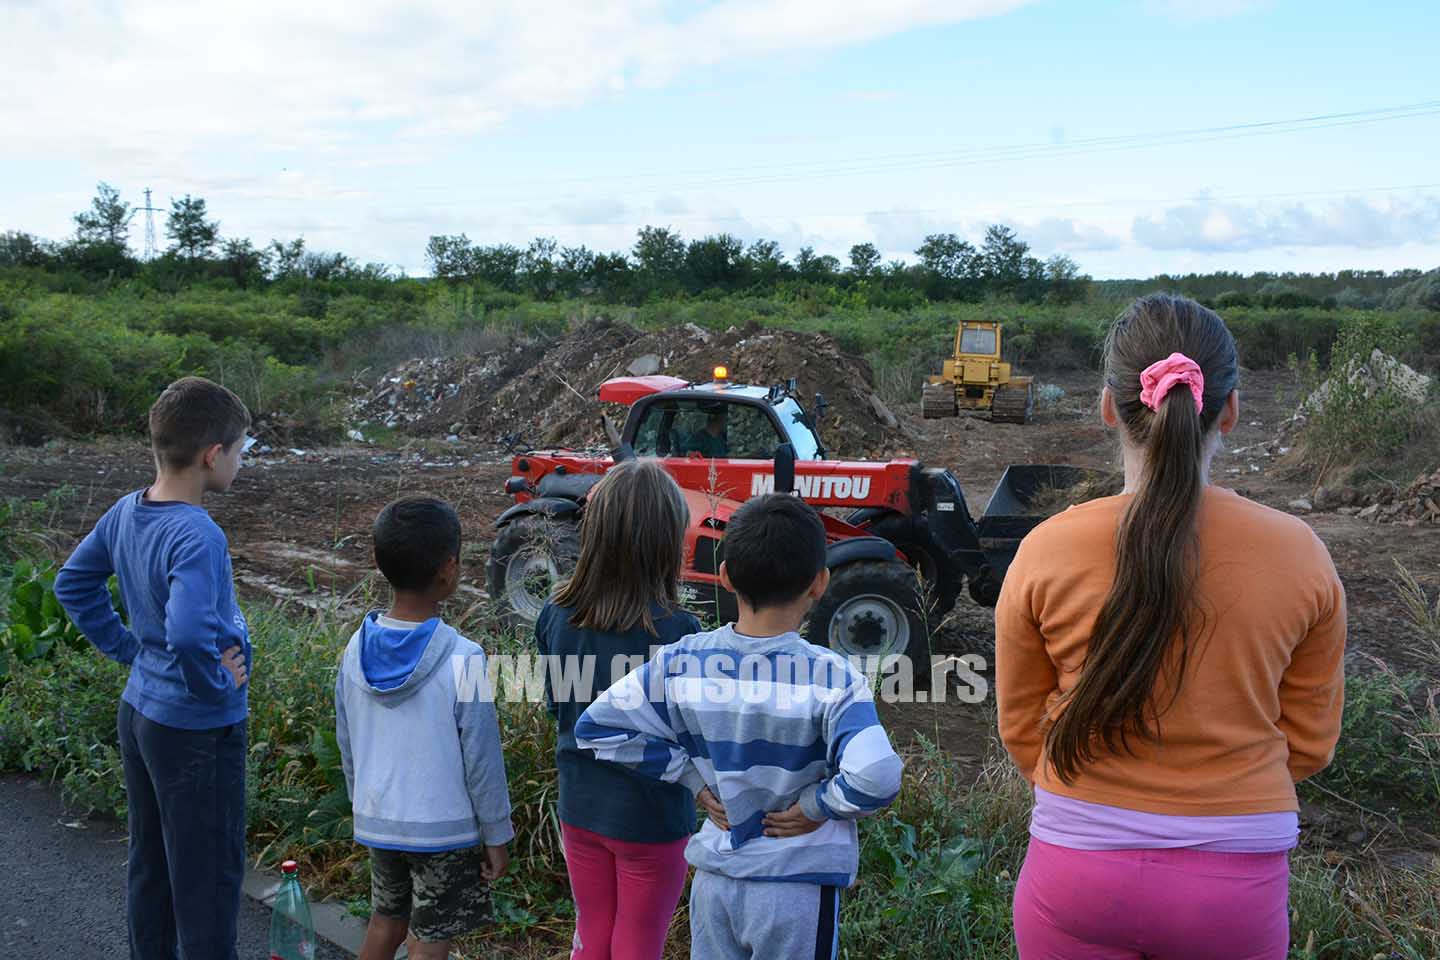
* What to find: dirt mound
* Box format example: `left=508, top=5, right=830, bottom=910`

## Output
left=357, top=318, right=907, bottom=457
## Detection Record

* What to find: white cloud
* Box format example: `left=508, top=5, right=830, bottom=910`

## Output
left=0, top=0, right=1033, bottom=176
left=1022, top=217, right=1124, bottom=254
left=549, top=196, right=633, bottom=227
left=1131, top=193, right=1440, bottom=252
left=864, top=207, right=948, bottom=254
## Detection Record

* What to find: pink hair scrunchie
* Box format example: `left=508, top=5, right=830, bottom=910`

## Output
left=1139, top=352, right=1205, bottom=414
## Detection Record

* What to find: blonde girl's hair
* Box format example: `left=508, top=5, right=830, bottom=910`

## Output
left=552, top=458, right=689, bottom=635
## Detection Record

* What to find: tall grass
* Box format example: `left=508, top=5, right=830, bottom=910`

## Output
left=2, top=541, right=1439, bottom=956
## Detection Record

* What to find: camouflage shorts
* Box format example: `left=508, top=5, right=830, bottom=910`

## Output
left=369, top=846, right=493, bottom=942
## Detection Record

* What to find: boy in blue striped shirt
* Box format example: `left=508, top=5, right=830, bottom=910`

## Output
left=575, top=494, right=904, bottom=960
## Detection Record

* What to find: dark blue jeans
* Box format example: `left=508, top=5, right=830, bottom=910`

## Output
left=117, top=700, right=247, bottom=960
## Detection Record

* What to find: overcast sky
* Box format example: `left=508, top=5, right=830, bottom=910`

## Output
left=2, top=0, right=1437, bottom=279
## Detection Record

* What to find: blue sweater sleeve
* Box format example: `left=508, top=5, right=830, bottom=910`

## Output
left=53, top=511, right=140, bottom=666
left=573, top=654, right=707, bottom=797
left=164, top=535, right=240, bottom=704
left=798, top=677, right=904, bottom=822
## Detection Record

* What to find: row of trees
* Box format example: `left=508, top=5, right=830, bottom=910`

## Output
left=424, top=224, right=1087, bottom=304
left=1096, top=268, right=1439, bottom=311
left=3, top=183, right=1088, bottom=304
left=3, top=183, right=1436, bottom=310
left=0, top=183, right=392, bottom=290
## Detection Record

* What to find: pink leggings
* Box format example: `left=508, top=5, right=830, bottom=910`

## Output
left=1014, top=837, right=1290, bottom=959
left=561, top=823, right=690, bottom=960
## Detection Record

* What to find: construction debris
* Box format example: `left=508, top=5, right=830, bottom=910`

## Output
left=1353, top=468, right=1440, bottom=526
left=1301, top=349, right=1433, bottom=415
left=627, top=354, right=662, bottom=377
left=348, top=341, right=548, bottom=434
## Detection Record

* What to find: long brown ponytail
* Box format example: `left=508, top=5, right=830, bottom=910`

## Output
left=1045, top=294, right=1239, bottom=783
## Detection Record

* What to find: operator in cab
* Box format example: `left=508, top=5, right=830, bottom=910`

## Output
left=686, top=402, right=729, bottom=458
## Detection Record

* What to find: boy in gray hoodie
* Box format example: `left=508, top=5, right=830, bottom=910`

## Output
left=335, top=496, right=514, bottom=960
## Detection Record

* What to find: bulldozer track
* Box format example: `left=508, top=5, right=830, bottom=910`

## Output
left=920, top=383, right=956, bottom=419
left=991, top=381, right=1033, bottom=424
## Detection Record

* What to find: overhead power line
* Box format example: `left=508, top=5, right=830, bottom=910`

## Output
left=374, top=98, right=1440, bottom=203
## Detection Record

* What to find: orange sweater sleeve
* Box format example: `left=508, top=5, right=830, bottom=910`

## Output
left=1279, top=563, right=1347, bottom=782
left=994, top=542, right=1057, bottom=784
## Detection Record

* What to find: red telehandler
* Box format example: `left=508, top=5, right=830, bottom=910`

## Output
left=487, top=368, right=1091, bottom=667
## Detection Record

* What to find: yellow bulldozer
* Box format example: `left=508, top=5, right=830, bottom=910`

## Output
left=921, top=320, right=1034, bottom=424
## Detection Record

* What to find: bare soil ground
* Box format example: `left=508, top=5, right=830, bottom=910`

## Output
left=4, top=365, right=1438, bottom=866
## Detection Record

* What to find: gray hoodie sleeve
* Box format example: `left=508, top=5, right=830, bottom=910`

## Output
left=334, top=664, right=355, bottom=800
left=454, top=648, right=515, bottom=845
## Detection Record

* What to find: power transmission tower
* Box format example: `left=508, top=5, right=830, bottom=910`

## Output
left=138, top=188, right=161, bottom=261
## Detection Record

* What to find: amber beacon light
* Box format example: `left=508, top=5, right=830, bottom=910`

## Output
left=713, top=365, right=729, bottom=381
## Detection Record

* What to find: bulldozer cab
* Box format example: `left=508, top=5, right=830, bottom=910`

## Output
left=956, top=321, right=1001, bottom=360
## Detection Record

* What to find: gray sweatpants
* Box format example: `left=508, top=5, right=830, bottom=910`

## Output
left=688, top=870, right=840, bottom=960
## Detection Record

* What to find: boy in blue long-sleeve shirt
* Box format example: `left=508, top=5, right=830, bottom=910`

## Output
left=55, top=376, right=253, bottom=960
left=576, top=494, right=904, bottom=960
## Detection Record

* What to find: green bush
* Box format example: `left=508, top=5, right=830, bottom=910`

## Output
left=0, top=294, right=333, bottom=430
left=842, top=742, right=1030, bottom=957
left=1303, top=669, right=1440, bottom=814
left=0, top=486, right=69, bottom=564
left=1287, top=313, right=1436, bottom=470
left=0, top=559, right=90, bottom=684
left=0, top=642, right=128, bottom=814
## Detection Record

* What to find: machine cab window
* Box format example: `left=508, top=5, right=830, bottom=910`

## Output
left=772, top=397, right=821, bottom=460
left=631, top=398, right=786, bottom=460
left=960, top=326, right=998, bottom=356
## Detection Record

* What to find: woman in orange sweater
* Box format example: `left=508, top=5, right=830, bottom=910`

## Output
left=996, top=294, right=1346, bottom=959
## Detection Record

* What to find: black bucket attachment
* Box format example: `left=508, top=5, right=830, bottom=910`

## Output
left=981, top=465, right=1109, bottom=528
left=972, top=465, right=1114, bottom=598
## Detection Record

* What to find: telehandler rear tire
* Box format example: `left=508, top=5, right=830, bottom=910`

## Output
left=486, top=514, right=580, bottom=631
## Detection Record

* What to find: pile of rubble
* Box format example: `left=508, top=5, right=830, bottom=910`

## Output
left=1290, top=468, right=1440, bottom=525
left=349, top=341, right=547, bottom=435
left=1276, top=350, right=1433, bottom=446
left=353, top=318, right=908, bottom=457
left=1338, top=468, right=1440, bottom=525
left=1300, top=349, right=1433, bottom=415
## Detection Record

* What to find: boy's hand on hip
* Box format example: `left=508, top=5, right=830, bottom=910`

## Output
left=697, top=787, right=730, bottom=831
left=220, top=646, right=248, bottom=688
left=481, top=844, right=509, bottom=882
left=763, top=803, right=825, bottom=838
